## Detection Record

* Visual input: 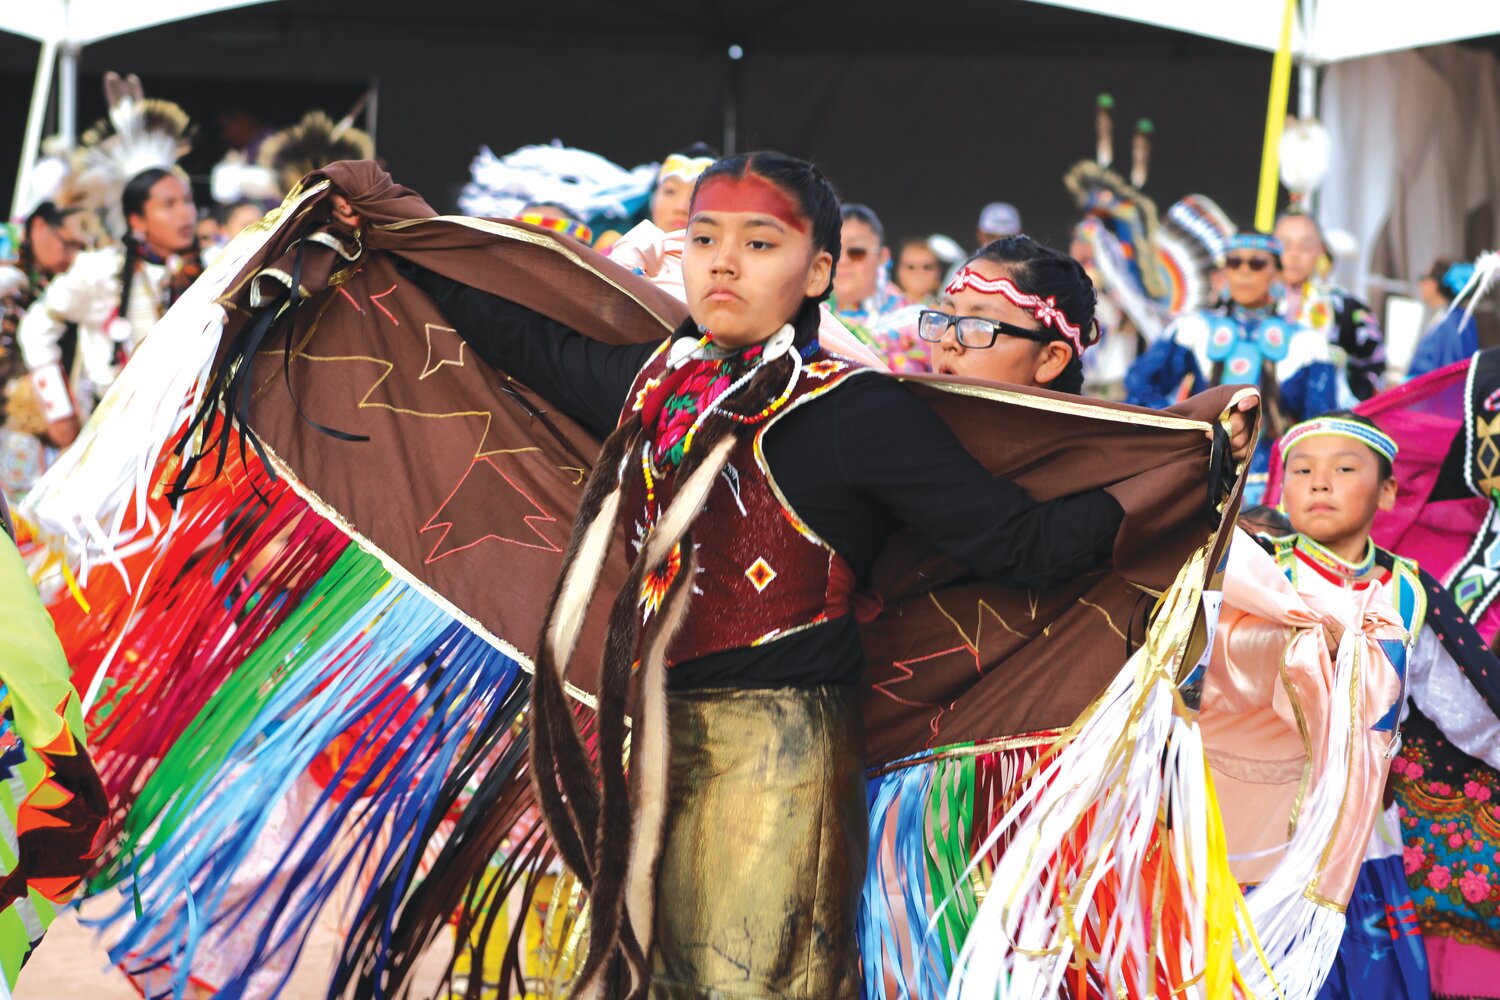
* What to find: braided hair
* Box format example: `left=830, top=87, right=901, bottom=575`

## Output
left=117, top=167, right=173, bottom=324
left=966, top=235, right=1097, bottom=393
left=684, top=150, right=842, bottom=348
left=527, top=150, right=845, bottom=999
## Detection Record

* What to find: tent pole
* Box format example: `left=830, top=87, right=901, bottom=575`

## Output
left=723, top=44, right=742, bottom=156
left=1254, top=0, right=1297, bottom=233
left=12, top=39, right=59, bottom=222
left=1298, top=59, right=1319, bottom=212
left=1298, top=61, right=1317, bottom=121
left=367, top=76, right=380, bottom=154
left=59, top=43, right=80, bottom=149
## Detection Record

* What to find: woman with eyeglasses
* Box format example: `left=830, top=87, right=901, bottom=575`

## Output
left=1125, top=231, right=1352, bottom=504
left=921, top=235, right=1094, bottom=393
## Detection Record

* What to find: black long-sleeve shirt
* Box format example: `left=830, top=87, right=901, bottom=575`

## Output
left=407, top=263, right=1125, bottom=689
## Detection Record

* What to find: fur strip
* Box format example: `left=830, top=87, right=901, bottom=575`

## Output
left=529, top=419, right=641, bottom=886
left=571, top=435, right=736, bottom=998
left=621, top=535, right=695, bottom=994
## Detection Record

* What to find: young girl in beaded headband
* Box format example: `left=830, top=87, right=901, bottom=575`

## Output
left=1206, top=410, right=1500, bottom=996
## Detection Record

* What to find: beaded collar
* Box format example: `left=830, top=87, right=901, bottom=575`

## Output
left=1294, top=533, right=1378, bottom=583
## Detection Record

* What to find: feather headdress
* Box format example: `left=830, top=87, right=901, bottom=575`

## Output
left=73, top=72, right=193, bottom=236
left=459, top=141, right=656, bottom=224
left=258, top=111, right=375, bottom=195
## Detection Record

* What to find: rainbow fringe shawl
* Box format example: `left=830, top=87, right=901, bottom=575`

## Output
left=14, top=182, right=1356, bottom=1000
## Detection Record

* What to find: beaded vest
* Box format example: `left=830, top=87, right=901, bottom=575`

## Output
left=620, top=338, right=871, bottom=667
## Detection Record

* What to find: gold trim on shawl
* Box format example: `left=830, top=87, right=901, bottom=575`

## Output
left=379, top=215, right=681, bottom=334
left=1279, top=640, right=1316, bottom=839
left=1305, top=640, right=1362, bottom=911
left=901, top=376, right=1213, bottom=433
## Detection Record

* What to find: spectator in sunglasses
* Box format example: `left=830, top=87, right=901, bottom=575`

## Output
left=892, top=237, right=944, bottom=305
left=1126, top=231, right=1352, bottom=504
left=831, top=204, right=926, bottom=372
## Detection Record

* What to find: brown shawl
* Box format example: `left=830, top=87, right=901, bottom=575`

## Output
left=206, top=160, right=1245, bottom=771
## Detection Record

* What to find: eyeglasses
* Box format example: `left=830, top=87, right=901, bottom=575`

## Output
left=917, top=309, right=1053, bottom=349
left=842, top=246, right=875, bottom=262
left=1224, top=255, right=1273, bottom=272
left=38, top=220, right=89, bottom=254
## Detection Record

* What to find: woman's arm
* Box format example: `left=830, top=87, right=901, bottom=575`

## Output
left=1124, top=330, right=1201, bottom=410
left=1407, top=625, right=1500, bottom=771
left=400, top=259, right=660, bottom=439
left=833, top=378, right=1124, bottom=591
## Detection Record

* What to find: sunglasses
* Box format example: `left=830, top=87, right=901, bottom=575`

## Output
left=1224, top=255, right=1273, bottom=272
left=917, top=309, right=1054, bottom=350
left=843, top=246, right=875, bottom=262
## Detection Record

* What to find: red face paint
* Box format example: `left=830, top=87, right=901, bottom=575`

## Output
left=690, top=174, right=808, bottom=233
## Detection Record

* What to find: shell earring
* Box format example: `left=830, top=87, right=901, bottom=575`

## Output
left=761, top=324, right=795, bottom=362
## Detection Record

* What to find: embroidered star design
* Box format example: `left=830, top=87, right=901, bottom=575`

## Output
left=419, top=323, right=466, bottom=380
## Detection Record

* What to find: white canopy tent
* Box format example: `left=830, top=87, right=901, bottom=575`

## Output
left=1030, top=0, right=1500, bottom=309
left=3, top=0, right=283, bottom=218
left=1029, top=0, right=1500, bottom=133
left=1027, top=0, right=1500, bottom=66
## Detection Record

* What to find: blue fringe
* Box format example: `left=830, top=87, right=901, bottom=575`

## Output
left=92, top=566, right=527, bottom=1000
left=859, top=755, right=954, bottom=1000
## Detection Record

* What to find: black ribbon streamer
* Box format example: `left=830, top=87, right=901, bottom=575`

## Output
left=1205, top=418, right=1232, bottom=532
left=168, top=237, right=369, bottom=506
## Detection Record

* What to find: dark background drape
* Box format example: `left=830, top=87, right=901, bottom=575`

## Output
left=0, top=0, right=1293, bottom=248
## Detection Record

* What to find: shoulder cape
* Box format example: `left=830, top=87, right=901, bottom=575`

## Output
left=21, top=161, right=1254, bottom=997
left=205, top=160, right=1245, bottom=767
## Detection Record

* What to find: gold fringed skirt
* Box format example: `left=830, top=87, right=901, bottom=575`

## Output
left=648, top=684, right=867, bottom=1000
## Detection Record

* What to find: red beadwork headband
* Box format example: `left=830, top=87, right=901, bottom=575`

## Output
left=944, top=266, right=1091, bottom=355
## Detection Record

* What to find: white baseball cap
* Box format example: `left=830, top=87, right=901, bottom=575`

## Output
left=978, top=202, right=1022, bottom=238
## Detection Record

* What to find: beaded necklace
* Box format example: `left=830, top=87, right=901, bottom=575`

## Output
left=637, top=329, right=809, bottom=522
left=1294, top=533, right=1376, bottom=582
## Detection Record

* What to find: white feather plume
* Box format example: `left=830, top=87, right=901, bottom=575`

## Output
left=1278, top=118, right=1331, bottom=197
left=459, top=141, right=656, bottom=223
left=72, top=72, right=192, bottom=236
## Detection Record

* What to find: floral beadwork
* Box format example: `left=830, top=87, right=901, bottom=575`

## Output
left=632, top=376, right=662, bottom=413
left=1393, top=735, right=1500, bottom=947
left=638, top=541, right=682, bottom=624
left=805, top=359, right=848, bottom=380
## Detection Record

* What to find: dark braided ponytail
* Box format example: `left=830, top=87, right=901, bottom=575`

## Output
left=966, top=235, right=1099, bottom=394
left=525, top=150, right=844, bottom=999
left=690, top=151, right=840, bottom=347
left=117, top=168, right=172, bottom=325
